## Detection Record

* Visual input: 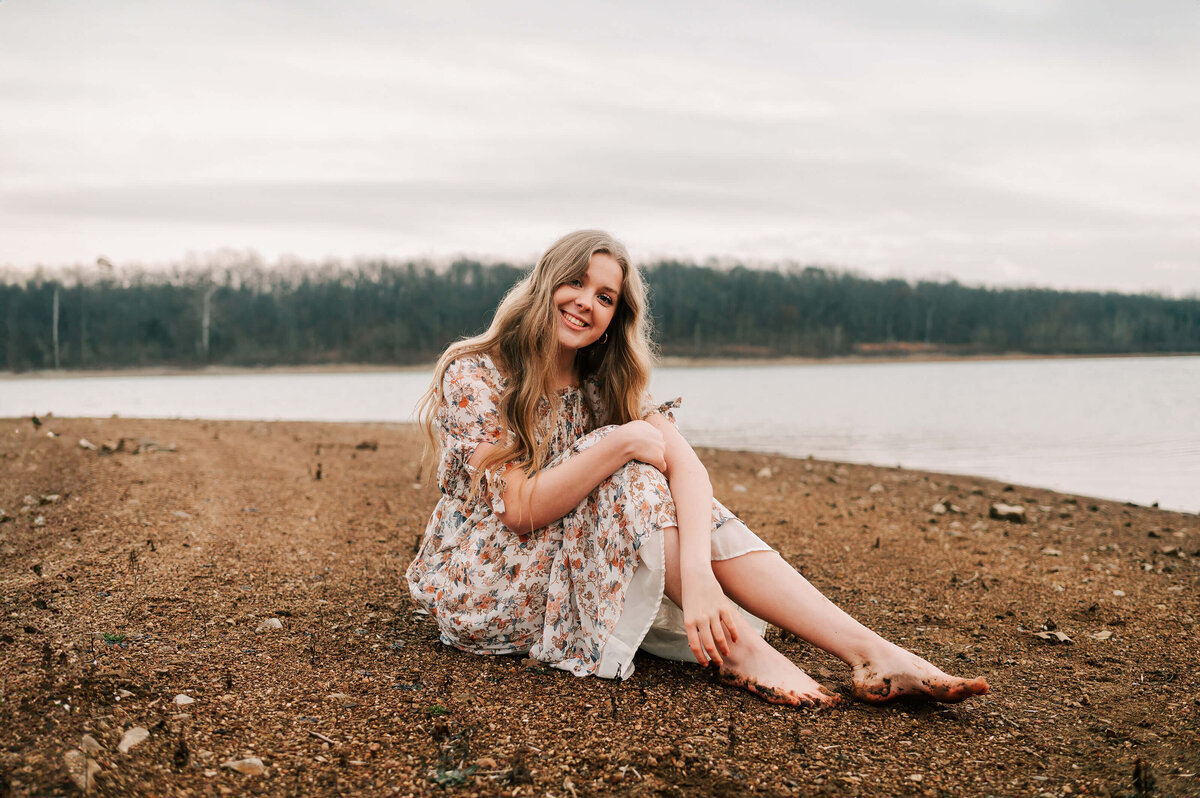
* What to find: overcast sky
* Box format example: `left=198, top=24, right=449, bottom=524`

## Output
left=2, top=0, right=1198, bottom=295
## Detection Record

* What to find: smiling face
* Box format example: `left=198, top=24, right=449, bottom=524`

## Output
left=552, top=251, right=623, bottom=355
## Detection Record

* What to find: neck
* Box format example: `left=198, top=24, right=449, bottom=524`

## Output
left=554, top=348, right=577, bottom=390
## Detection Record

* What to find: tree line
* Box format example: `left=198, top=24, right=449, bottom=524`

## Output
left=2, top=258, right=1198, bottom=371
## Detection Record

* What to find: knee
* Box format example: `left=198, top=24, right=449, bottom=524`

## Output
left=617, top=458, right=669, bottom=487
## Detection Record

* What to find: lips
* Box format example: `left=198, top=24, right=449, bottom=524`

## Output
left=561, top=310, right=589, bottom=330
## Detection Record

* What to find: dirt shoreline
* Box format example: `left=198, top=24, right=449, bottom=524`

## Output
left=1, top=418, right=1197, bottom=796
left=4, top=350, right=1198, bottom=380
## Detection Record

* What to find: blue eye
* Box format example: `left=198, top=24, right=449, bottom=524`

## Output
left=598, top=294, right=614, bottom=306
left=569, top=279, right=583, bottom=288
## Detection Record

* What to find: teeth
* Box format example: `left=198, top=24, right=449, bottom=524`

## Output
left=562, top=311, right=588, bottom=329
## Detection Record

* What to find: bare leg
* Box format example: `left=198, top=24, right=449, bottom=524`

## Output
left=711, top=551, right=989, bottom=704
left=662, top=529, right=839, bottom=708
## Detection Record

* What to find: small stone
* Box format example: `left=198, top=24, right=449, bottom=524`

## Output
left=1041, top=548, right=1062, bottom=556
left=64, top=749, right=101, bottom=792
left=328, top=692, right=358, bottom=707
left=1090, top=630, right=1113, bottom=641
left=908, top=773, right=924, bottom=782
left=118, top=726, right=150, bottom=753
left=172, top=510, right=193, bottom=519
left=932, top=503, right=948, bottom=515
left=40, top=494, right=61, bottom=504
left=174, top=694, right=195, bottom=706
left=255, top=618, right=283, bottom=633
left=868, top=483, right=885, bottom=493
left=221, top=756, right=266, bottom=776
left=32, top=516, right=46, bottom=527
left=756, top=467, right=772, bottom=479
left=78, top=438, right=98, bottom=451
left=1112, top=590, right=1126, bottom=597
left=989, top=503, right=1026, bottom=523
left=732, top=484, right=747, bottom=493
left=1033, top=630, right=1073, bottom=644
left=80, top=734, right=102, bottom=755
left=117, top=689, right=134, bottom=699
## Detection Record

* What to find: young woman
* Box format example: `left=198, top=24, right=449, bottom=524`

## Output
left=407, top=230, right=988, bottom=707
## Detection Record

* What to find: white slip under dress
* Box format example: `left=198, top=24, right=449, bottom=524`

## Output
left=405, top=353, right=773, bottom=679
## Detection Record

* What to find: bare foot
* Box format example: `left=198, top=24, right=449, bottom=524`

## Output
left=717, top=637, right=840, bottom=708
left=850, top=643, right=989, bottom=704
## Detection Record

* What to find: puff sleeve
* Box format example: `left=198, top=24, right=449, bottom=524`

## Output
left=640, top=394, right=682, bottom=425
left=436, top=357, right=515, bottom=514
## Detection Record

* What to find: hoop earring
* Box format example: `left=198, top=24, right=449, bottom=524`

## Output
left=599, top=332, right=608, bottom=345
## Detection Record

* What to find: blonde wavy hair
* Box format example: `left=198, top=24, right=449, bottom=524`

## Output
left=418, top=230, right=654, bottom=493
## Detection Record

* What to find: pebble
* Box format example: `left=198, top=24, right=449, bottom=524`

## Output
left=868, top=483, right=885, bottom=493
left=221, top=756, right=267, bottom=776
left=80, top=734, right=102, bottom=755
left=989, top=503, right=1027, bottom=523
left=78, top=438, right=98, bottom=450
left=63, top=749, right=101, bottom=792
left=172, top=510, right=193, bottom=519
left=174, top=694, right=195, bottom=706
left=256, top=618, right=283, bottom=633
left=1113, top=590, right=1126, bottom=597
left=756, top=467, right=772, bottom=479
left=118, top=726, right=150, bottom=753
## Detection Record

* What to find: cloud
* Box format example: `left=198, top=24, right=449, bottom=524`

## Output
left=1, top=0, right=1198, bottom=296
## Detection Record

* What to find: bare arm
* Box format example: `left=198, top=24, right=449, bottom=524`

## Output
left=470, top=420, right=666, bottom=534
left=645, top=412, right=740, bottom=665
left=645, top=412, right=713, bottom=571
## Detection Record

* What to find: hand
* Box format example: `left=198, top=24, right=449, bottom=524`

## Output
left=681, top=568, right=740, bottom=667
left=618, top=420, right=667, bottom=472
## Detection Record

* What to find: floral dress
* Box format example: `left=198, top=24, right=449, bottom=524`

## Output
left=406, top=353, right=772, bottom=679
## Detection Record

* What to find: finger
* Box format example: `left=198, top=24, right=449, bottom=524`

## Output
left=686, top=625, right=708, bottom=666
left=699, top=625, right=723, bottom=667
left=711, top=618, right=730, bottom=657
left=721, top=609, right=740, bottom=644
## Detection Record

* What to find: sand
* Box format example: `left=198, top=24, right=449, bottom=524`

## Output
left=1, top=417, right=1197, bottom=796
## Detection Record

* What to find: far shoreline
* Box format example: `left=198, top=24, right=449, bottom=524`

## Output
left=3, top=349, right=1198, bottom=380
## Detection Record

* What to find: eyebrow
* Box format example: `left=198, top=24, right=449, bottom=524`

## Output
left=599, top=283, right=621, bottom=296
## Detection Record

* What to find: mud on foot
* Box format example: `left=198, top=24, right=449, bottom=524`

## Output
left=718, top=668, right=841, bottom=708
left=849, top=649, right=989, bottom=704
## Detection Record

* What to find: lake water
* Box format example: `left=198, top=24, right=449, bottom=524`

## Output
left=2, top=356, right=1197, bottom=514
